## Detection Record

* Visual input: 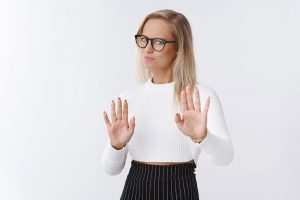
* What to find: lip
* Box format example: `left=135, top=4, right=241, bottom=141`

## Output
left=143, top=56, right=154, bottom=61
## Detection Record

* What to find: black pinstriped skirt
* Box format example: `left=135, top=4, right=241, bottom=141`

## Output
left=120, top=160, right=199, bottom=200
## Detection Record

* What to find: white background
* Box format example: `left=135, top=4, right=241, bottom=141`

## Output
left=0, top=0, right=299, bottom=199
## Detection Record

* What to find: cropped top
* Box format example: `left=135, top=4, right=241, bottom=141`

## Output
left=101, top=77, right=234, bottom=175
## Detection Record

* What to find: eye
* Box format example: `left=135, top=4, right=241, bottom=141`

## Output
left=154, top=39, right=165, bottom=45
left=140, top=36, right=148, bottom=43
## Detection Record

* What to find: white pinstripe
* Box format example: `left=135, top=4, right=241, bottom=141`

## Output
left=170, top=167, right=173, bottom=200
left=145, top=166, right=149, bottom=199
left=131, top=164, right=140, bottom=200
left=182, top=166, right=187, bottom=199
left=178, top=166, right=182, bottom=200
left=166, top=167, right=169, bottom=200
left=162, top=166, right=164, bottom=199
left=149, top=165, right=152, bottom=200
left=154, top=166, right=157, bottom=200
left=133, top=165, right=140, bottom=200
left=175, top=166, right=178, bottom=200
left=128, top=164, right=138, bottom=199
left=127, top=169, right=135, bottom=199
left=136, top=164, right=142, bottom=200
left=157, top=166, right=160, bottom=199
left=188, top=174, right=193, bottom=199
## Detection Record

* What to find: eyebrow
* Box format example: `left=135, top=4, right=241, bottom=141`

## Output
left=140, top=34, right=171, bottom=40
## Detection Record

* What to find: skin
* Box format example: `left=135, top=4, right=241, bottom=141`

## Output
left=103, top=18, right=211, bottom=165
left=140, top=18, right=177, bottom=84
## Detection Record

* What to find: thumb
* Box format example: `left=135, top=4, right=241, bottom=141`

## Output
left=174, top=113, right=183, bottom=129
left=128, top=116, right=135, bottom=133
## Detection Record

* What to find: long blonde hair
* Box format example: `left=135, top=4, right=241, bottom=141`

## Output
left=135, top=9, right=198, bottom=109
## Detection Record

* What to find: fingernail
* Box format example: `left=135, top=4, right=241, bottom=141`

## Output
left=118, top=97, right=121, bottom=100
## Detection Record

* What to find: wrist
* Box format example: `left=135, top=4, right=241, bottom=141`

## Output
left=110, top=142, right=125, bottom=150
left=191, top=128, right=207, bottom=143
left=191, top=136, right=205, bottom=143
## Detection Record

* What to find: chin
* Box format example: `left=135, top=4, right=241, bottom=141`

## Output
left=143, top=63, right=155, bottom=69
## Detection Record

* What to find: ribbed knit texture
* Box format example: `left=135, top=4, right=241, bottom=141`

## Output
left=102, top=77, right=234, bottom=175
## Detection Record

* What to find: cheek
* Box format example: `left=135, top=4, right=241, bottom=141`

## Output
left=157, top=49, right=176, bottom=62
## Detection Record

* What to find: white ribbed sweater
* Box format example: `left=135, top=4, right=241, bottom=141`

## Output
left=101, top=77, right=234, bottom=175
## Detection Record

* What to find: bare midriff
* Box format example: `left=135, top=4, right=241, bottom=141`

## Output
left=133, top=159, right=195, bottom=165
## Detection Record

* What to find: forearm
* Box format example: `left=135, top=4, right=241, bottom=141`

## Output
left=190, top=128, right=234, bottom=165
left=101, top=141, right=128, bottom=175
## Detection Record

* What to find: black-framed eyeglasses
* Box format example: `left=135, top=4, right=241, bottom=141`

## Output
left=134, top=34, right=176, bottom=52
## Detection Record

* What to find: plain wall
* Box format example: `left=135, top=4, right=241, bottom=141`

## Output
left=0, top=0, right=299, bottom=199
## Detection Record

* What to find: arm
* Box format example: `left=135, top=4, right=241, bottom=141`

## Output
left=101, top=138, right=129, bottom=175
left=101, top=89, right=129, bottom=175
left=189, top=87, right=234, bottom=166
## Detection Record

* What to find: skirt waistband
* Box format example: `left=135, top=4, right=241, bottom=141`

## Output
left=127, top=160, right=197, bottom=182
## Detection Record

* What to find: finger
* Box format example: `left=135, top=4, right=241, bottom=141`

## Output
left=103, top=111, right=111, bottom=128
left=194, top=86, right=201, bottom=112
left=181, top=89, right=188, bottom=111
left=128, top=116, right=135, bottom=134
left=203, top=96, right=210, bottom=114
left=111, top=100, right=117, bottom=122
left=123, top=99, right=128, bottom=122
left=174, top=113, right=183, bottom=129
left=117, top=97, right=122, bottom=120
left=186, top=85, right=195, bottom=110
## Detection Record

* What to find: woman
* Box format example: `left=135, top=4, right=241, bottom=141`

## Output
left=101, top=9, right=234, bottom=200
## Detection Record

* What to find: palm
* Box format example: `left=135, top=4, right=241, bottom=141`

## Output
left=180, top=110, right=207, bottom=137
left=103, top=97, right=135, bottom=148
left=108, top=118, right=132, bottom=144
left=175, top=85, right=210, bottom=140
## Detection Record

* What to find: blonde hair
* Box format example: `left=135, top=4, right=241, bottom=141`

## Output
left=135, top=9, right=198, bottom=109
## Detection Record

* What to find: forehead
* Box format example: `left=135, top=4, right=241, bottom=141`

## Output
left=142, top=18, right=174, bottom=39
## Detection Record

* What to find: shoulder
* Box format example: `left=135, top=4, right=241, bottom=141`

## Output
left=195, top=82, right=225, bottom=112
left=195, top=82, right=219, bottom=98
left=195, top=82, right=224, bottom=108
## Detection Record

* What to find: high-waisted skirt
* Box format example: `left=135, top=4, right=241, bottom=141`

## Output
left=120, top=160, right=199, bottom=200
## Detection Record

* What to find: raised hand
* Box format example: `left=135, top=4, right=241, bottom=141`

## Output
left=174, top=85, right=210, bottom=142
left=103, top=97, right=135, bottom=150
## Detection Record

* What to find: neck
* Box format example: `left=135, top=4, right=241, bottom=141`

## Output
left=145, top=76, right=175, bottom=92
left=151, top=74, right=173, bottom=84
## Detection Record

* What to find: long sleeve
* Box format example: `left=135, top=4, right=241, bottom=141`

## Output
left=189, top=86, right=234, bottom=166
left=101, top=139, right=129, bottom=175
left=101, top=89, right=129, bottom=175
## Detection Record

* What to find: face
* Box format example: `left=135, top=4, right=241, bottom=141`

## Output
left=138, top=18, right=177, bottom=72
